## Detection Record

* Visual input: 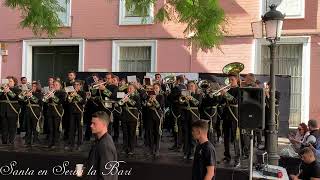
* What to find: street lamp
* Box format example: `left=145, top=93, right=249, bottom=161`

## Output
left=252, top=4, right=285, bottom=165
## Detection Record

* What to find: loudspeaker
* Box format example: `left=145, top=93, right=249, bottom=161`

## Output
left=239, top=87, right=265, bottom=130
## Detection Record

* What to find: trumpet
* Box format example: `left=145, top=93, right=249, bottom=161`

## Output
left=0, top=84, right=8, bottom=93
left=146, top=95, right=158, bottom=107
left=42, top=89, right=56, bottom=102
left=179, top=95, right=188, bottom=104
left=67, top=91, right=78, bottom=102
left=118, top=93, right=134, bottom=106
left=208, top=84, right=231, bottom=97
left=92, top=81, right=108, bottom=89
left=18, top=89, right=33, bottom=99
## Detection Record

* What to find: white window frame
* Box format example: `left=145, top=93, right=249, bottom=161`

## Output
left=58, top=0, right=72, bottom=27
left=119, top=0, right=154, bottom=25
left=261, top=0, right=305, bottom=19
left=112, top=40, right=157, bottom=72
left=253, top=36, right=310, bottom=126
left=22, top=39, right=85, bottom=81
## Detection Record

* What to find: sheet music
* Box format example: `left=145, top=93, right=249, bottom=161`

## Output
left=117, top=92, right=125, bottom=99
left=1, top=79, right=9, bottom=84
left=127, top=76, right=137, bottom=83
left=64, top=86, right=75, bottom=93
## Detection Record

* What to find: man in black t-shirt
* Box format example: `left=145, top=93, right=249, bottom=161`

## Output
left=290, top=147, right=320, bottom=180
left=192, top=120, right=216, bottom=180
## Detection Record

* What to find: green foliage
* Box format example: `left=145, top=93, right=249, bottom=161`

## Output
left=3, top=0, right=226, bottom=50
left=127, top=0, right=226, bottom=51
left=4, top=0, right=65, bottom=37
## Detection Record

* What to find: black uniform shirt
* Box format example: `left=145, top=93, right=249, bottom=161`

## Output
left=85, top=133, right=118, bottom=180
left=192, top=141, right=216, bottom=180
left=298, top=160, right=320, bottom=180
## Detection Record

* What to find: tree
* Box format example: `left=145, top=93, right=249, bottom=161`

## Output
left=3, top=0, right=226, bottom=51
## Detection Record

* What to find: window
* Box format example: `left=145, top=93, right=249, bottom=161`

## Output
left=119, top=0, right=154, bottom=25
left=260, top=44, right=303, bottom=126
left=112, top=40, right=157, bottom=72
left=255, top=37, right=311, bottom=127
left=262, top=0, right=305, bottom=19
left=57, top=0, right=71, bottom=26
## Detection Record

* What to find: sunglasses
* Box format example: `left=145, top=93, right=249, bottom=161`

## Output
left=298, top=128, right=303, bottom=131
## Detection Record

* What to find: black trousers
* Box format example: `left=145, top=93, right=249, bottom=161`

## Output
left=112, top=112, right=121, bottom=142
left=122, top=110, right=138, bottom=153
left=25, top=108, right=40, bottom=145
left=1, top=112, right=18, bottom=144
left=223, top=121, right=241, bottom=160
left=171, top=110, right=183, bottom=148
left=145, top=110, right=161, bottom=154
left=68, top=113, right=83, bottom=146
left=182, top=109, right=198, bottom=157
left=62, top=103, right=70, bottom=140
left=48, top=114, right=61, bottom=146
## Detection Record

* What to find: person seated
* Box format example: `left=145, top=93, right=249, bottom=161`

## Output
left=289, top=123, right=310, bottom=151
left=290, top=147, right=320, bottom=180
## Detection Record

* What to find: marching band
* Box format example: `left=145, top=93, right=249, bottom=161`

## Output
left=0, top=63, right=280, bottom=166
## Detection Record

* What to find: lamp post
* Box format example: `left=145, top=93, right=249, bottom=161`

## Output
left=252, top=4, right=285, bottom=165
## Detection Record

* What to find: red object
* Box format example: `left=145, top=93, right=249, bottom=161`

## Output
left=277, top=171, right=283, bottom=178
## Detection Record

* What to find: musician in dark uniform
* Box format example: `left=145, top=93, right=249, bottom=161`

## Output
left=84, top=74, right=101, bottom=141
left=0, top=76, right=22, bottom=145
left=111, top=75, right=121, bottom=143
left=145, top=83, right=165, bottom=157
left=95, top=74, right=118, bottom=136
left=118, top=84, right=141, bottom=155
left=181, top=81, right=202, bottom=160
left=155, top=73, right=166, bottom=92
left=168, top=75, right=186, bottom=151
left=264, top=81, right=280, bottom=150
left=63, top=71, right=77, bottom=141
left=65, top=80, right=86, bottom=151
left=200, top=82, right=223, bottom=144
left=43, top=76, right=55, bottom=137
left=221, top=74, right=241, bottom=167
left=24, top=81, right=43, bottom=146
left=134, top=80, right=148, bottom=142
left=44, top=80, right=67, bottom=149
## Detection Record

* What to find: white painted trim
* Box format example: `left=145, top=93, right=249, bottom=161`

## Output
left=118, top=0, right=154, bottom=25
left=261, top=0, right=305, bottom=19
left=22, top=39, right=85, bottom=81
left=112, top=40, right=157, bottom=72
left=254, top=36, right=311, bottom=125
left=58, top=0, right=72, bottom=27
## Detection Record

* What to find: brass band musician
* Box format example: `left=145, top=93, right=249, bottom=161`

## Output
left=119, top=83, right=141, bottom=155
left=43, top=80, right=66, bottom=149
left=24, top=81, right=43, bottom=146
left=65, top=80, right=87, bottom=151
left=0, top=76, right=22, bottom=145
left=181, top=81, right=202, bottom=160
left=145, top=83, right=165, bottom=158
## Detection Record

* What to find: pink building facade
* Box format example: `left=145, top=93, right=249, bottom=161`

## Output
left=0, top=0, right=319, bottom=126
